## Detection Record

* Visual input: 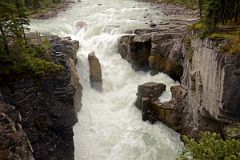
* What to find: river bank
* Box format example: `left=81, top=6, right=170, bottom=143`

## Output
left=30, top=0, right=76, bottom=19
left=118, top=1, right=240, bottom=140
left=0, top=0, right=213, bottom=159
left=29, top=0, right=199, bottom=159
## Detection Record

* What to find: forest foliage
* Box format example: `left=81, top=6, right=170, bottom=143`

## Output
left=0, top=0, right=63, bottom=80
left=178, top=132, right=240, bottom=160
left=163, top=0, right=240, bottom=32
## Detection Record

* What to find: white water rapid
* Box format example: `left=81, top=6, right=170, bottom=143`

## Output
left=30, top=0, right=183, bottom=159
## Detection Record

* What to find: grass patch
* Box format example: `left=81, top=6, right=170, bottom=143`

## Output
left=189, top=22, right=206, bottom=31
left=208, top=28, right=240, bottom=55
left=188, top=21, right=240, bottom=55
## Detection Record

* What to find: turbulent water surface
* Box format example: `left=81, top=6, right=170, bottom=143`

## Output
left=30, top=0, right=183, bottom=159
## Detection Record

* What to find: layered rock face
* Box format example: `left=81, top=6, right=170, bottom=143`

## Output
left=180, top=38, right=240, bottom=137
left=0, top=34, right=82, bottom=160
left=118, top=8, right=240, bottom=137
left=133, top=34, right=240, bottom=138
left=0, top=100, right=34, bottom=160
left=118, top=28, right=185, bottom=81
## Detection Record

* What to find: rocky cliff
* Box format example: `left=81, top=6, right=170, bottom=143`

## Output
left=180, top=37, right=240, bottom=137
left=118, top=27, right=240, bottom=138
left=118, top=28, right=185, bottom=81
left=0, top=33, right=82, bottom=160
left=0, top=99, right=34, bottom=160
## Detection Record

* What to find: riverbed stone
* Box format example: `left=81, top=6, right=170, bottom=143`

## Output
left=135, top=82, right=166, bottom=123
left=88, top=52, right=102, bottom=91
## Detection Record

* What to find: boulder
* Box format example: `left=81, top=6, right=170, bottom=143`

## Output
left=135, top=84, right=188, bottom=131
left=88, top=52, right=102, bottom=91
left=75, top=21, right=87, bottom=30
left=135, top=82, right=166, bottom=124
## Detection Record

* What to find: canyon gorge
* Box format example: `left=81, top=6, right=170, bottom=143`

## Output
left=0, top=0, right=239, bottom=160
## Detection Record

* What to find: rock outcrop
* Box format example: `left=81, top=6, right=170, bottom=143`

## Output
left=135, top=82, right=166, bottom=124
left=134, top=34, right=240, bottom=138
left=118, top=3, right=198, bottom=81
left=118, top=3, right=239, bottom=138
left=180, top=38, right=240, bottom=137
left=136, top=83, right=186, bottom=130
left=88, top=52, right=102, bottom=91
left=0, top=33, right=82, bottom=160
left=118, top=28, right=186, bottom=81
left=0, top=100, right=34, bottom=160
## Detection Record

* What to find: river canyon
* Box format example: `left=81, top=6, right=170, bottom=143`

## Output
left=30, top=0, right=189, bottom=159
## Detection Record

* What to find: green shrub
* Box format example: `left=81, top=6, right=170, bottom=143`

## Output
left=0, top=39, right=64, bottom=80
left=178, top=132, right=240, bottom=160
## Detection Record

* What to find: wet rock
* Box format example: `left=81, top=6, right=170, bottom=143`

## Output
left=142, top=97, right=158, bottom=124
left=88, top=52, right=102, bottom=91
left=152, top=85, right=187, bottom=131
left=135, top=82, right=166, bottom=123
left=150, top=23, right=157, bottom=27
left=75, top=21, right=87, bottom=30
left=136, top=84, right=187, bottom=130
left=118, top=34, right=151, bottom=71
left=118, top=30, right=184, bottom=81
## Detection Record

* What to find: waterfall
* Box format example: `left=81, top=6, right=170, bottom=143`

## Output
left=30, top=0, right=183, bottom=159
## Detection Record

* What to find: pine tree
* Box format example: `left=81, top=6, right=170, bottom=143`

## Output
left=0, top=0, right=29, bottom=54
left=204, top=0, right=222, bottom=32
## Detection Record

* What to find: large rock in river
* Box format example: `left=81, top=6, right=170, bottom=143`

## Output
left=135, top=82, right=166, bottom=124
left=88, top=52, right=102, bottom=91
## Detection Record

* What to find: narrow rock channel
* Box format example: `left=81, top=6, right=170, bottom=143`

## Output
left=30, top=0, right=197, bottom=159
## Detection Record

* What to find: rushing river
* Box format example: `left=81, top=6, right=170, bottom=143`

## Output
left=30, top=0, right=183, bottom=159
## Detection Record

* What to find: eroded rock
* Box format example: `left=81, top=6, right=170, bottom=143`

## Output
left=135, top=82, right=166, bottom=124
left=0, top=101, right=34, bottom=160
left=75, top=21, right=87, bottom=30
left=88, top=52, right=102, bottom=91
left=118, top=30, right=185, bottom=81
left=118, top=34, right=151, bottom=71
left=0, top=34, right=82, bottom=160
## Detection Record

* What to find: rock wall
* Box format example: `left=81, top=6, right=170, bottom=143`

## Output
left=118, top=28, right=185, bottom=81
left=0, top=34, right=82, bottom=160
left=180, top=38, right=240, bottom=137
left=0, top=100, right=34, bottom=160
left=121, top=28, right=240, bottom=138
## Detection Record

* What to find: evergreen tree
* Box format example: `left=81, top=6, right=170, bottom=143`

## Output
left=0, top=0, right=29, bottom=54
left=204, top=0, right=222, bottom=32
